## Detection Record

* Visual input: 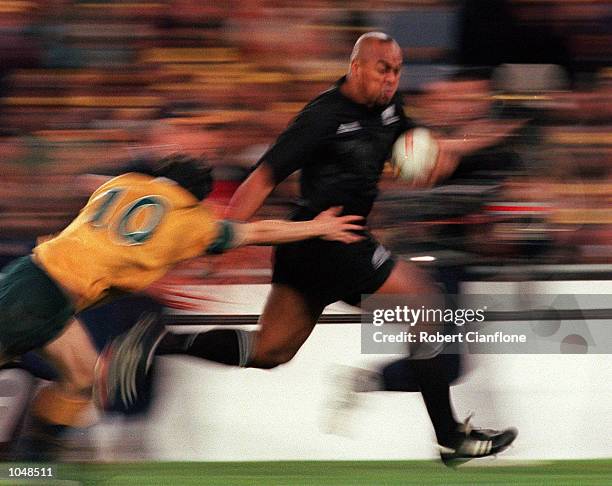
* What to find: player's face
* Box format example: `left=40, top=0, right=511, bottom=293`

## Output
left=354, top=41, right=402, bottom=107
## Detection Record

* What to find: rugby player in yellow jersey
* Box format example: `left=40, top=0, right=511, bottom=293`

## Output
left=0, top=154, right=364, bottom=455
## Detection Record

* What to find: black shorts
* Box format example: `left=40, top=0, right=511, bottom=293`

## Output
left=0, top=256, right=74, bottom=362
left=272, top=234, right=396, bottom=306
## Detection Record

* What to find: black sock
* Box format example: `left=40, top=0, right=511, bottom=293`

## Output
left=409, top=354, right=461, bottom=446
left=381, top=358, right=420, bottom=392
left=157, top=329, right=254, bottom=367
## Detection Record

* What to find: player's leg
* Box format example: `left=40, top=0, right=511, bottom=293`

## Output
left=375, top=259, right=440, bottom=295
left=12, top=318, right=98, bottom=460
left=40, top=319, right=96, bottom=388
left=0, top=256, right=74, bottom=366
left=370, top=260, right=461, bottom=445
left=373, top=260, right=465, bottom=444
left=37, top=318, right=98, bottom=406
left=95, top=284, right=324, bottom=410
left=323, top=354, right=462, bottom=435
left=158, top=282, right=323, bottom=367
left=157, top=284, right=322, bottom=368
left=247, top=284, right=324, bottom=368
left=0, top=256, right=90, bottom=458
left=371, top=260, right=517, bottom=464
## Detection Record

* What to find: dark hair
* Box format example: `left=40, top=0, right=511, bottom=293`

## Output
left=151, top=154, right=214, bottom=200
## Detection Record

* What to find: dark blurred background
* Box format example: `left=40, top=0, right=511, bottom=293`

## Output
left=0, top=0, right=610, bottom=281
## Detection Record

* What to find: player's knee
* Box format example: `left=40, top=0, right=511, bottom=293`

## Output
left=247, top=346, right=297, bottom=369
left=63, top=365, right=95, bottom=395
left=244, top=329, right=303, bottom=369
left=249, top=358, right=281, bottom=370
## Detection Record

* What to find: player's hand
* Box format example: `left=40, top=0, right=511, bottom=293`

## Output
left=315, top=206, right=366, bottom=243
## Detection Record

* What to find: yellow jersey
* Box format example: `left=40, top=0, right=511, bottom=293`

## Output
left=34, top=173, right=221, bottom=311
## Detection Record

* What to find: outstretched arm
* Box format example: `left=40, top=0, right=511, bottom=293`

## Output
left=231, top=207, right=364, bottom=248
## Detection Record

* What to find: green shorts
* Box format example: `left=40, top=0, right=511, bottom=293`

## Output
left=0, top=256, right=74, bottom=362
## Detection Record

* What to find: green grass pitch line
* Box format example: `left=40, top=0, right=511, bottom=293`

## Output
left=1, top=460, right=610, bottom=485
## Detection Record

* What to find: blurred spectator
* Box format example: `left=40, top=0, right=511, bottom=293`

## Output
left=0, top=0, right=610, bottom=271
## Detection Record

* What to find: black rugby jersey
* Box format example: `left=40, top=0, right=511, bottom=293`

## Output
left=258, top=77, right=414, bottom=219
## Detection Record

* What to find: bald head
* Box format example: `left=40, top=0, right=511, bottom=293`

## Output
left=349, top=32, right=400, bottom=65
left=342, top=32, right=403, bottom=107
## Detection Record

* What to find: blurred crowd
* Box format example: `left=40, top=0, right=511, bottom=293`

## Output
left=0, top=0, right=610, bottom=275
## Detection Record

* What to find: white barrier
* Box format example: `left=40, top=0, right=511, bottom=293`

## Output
left=95, top=281, right=612, bottom=461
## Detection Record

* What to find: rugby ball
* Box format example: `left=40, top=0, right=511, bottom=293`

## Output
left=391, top=128, right=439, bottom=183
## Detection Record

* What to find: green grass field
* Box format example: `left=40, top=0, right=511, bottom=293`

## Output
left=2, top=460, right=611, bottom=485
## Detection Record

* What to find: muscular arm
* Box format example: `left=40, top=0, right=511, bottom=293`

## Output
left=224, top=163, right=276, bottom=221
left=231, top=208, right=364, bottom=247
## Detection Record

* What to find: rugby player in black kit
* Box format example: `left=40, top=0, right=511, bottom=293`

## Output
left=98, top=32, right=517, bottom=465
